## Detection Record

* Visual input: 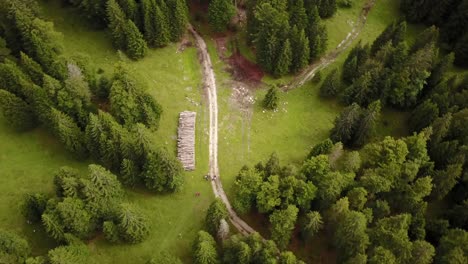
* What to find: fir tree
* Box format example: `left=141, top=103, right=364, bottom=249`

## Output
left=49, top=108, right=87, bottom=159
left=274, top=39, right=292, bottom=77
left=307, top=6, right=327, bottom=60
left=19, top=52, right=44, bottom=86
left=330, top=103, right=362, bottom=145
left=320, top=68, right=341, bottom=97
left=167, top=0, right=188, bottom=41
left=263, top=86, right=280, bottom=110
left=0, top=89, right=37, bottom=131
left=319, top=0, right=337, bottom=18
left=208, top=0, right=236, bottom=32
left=290, top=27, right=310, bottom=73
left=124, top=19, right=147, bottom=59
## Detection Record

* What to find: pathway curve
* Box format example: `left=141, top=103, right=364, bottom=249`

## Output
left=287, top=0, right=376, bottom=90
left=188, top=0, right=376, bottom=236
left=189, top=26, right=256, bottom=236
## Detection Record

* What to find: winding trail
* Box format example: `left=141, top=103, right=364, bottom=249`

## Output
left=189, top=26, right=256, bottom=235
left=188, top=0, right=376, bottom=236
left=287, top=0, right=376, bottom=90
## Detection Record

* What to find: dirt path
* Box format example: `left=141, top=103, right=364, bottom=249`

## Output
left=189, top=26, right=256, bottom=236
left=188, top=0, right=376, bottom=236
left=287, top=0, right=376, bottom=90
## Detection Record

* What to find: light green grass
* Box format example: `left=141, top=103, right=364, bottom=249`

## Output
left=0, top=1, right=215, bottom=263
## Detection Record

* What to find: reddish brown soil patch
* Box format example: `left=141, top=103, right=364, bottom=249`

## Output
left=227, top=52, right=264, bottom=85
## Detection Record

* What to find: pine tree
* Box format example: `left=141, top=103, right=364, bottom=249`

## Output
left=274, top=39, right=292, bottom=76
left=330, top=103, right=362, bottom=145
left=290, top=27, right=310, bottom=73
left=0, top=89, right=36, bottom=131
left=208, top=0, right=236, bottom=32
left=124, top=19, right=147, bottom=59
left=49, top=108, right=87, bottom=159
left=167, top=0, right=188, bottom=41
left=106, top=0, right=127, bottom=49
left=19, top=52, right=44, bottom=86
left=263, top=86, right=280, bottom=110
left=302, top=211, right=323, bottom=239
left=289, top=0, right=308, bottom=30
left=117, top=0, right=138, bottom=24
left=269, top=205, right=299, bottom=249
left=319, top=0, right=337, bottom=18
left=409, top=100, right=439, bottom=132
left=320, top=68, right=341, bottom=97
left=307, top=6, right=327, bottom=60
left=116, top=203, right=150, bottom=243
left=152, top=4, right=170, bottom=47
left=353, top=100, right=381, bottom=147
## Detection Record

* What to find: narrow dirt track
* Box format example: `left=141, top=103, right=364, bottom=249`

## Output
left=287, top=0, right=376, bottom=90
left=189, top=0, right=376, bottom=236
left=189, top=26, right=256, bottom=235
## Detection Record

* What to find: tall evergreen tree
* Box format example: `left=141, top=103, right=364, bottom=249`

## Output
left=320, top=68, right=341, bottom=97
left=167, top=0, right=188, bottom=41
left=353, top=100, right=381, bottom=147
left=330, top=103, right=362, bottom=145
left=307, top=6, right=327, bottom=60
left=290, top=27, right=310, bottom=73
left=49, top=108, right=87, bottom=159
left=123, top=19, right=147, bottom=59
left=106, top=0, right=127, bottom=49
left=0, top=89, right=36, bottom=131
left=274, top=39, right=292, bottom=77
left=208, top=0, right=236, bottom=32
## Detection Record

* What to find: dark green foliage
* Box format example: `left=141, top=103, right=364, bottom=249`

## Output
left=269, top=205, right=299, bottom=249
left=320, top=68, right=341, bottom=97
left=342, top=42, right=369, bottom=83
left=368, top=247, right=397, bottom=264
left=106, top=0, right=147, bottom=59
left=0, top=89, right=37, bottom=131
left=302, top=211, right=323, bottom=239
left=290, top=0, right=308, bottom=30
left=110, top=63, right=162, bottom=128
left=0, top=229, right=31, bottom=263
left=47, top=242, right=90, bottom=264
left=232, top=167, right=262, bottom=214
left=192, top=231, right=219, bottom=264
left=256, top=175, right=281, bottom=213
left=370, top=214, right=413, bottom=263
left=21, top=193, right=47, bottom=223
left=0, top=37, right=11, bottom=62
left=307, top=138, right=333, bottom=158
left=409, top=99, right=439, bottom=132
left=263, top=86, right=280, bottom=110
left=334, top=210, right=369, bottom=262
left=19, top=52, right=44, bottom=86
left=347, top=187, right=367, bottom=211
left=330, top=103, right=362, bottom=145
left=141, top=0, right=170, bottom=47
left=205, top=198, right=228, bottom=236
left=49, top=108, right=87, bottom=159
left=208, top=0, right=236, bottom=32
left=222, top=233, right=303, bottom=264
left=371, top=21, right=407, bottom=55
left=353, top=100, right=381, bottom=147
left=454, top=33, right=468, bottom=67
left=166, top=0, right=188, bottom=41
left=318, top=0, right=337, bottom=18
left=142, top=147, right=184, bottom=192
left=124, top=19, right=147, bottom=59
left=115, top=203, right=150, bottom=243
left=307, top=6, right=328, bottom=60
left=436, top=229, right=468, bottom=264
left=410, top=240, right=435, bottom=264
left=274, top=39, right=292, bottom=77
left=59, top=63, right=93, bottom=126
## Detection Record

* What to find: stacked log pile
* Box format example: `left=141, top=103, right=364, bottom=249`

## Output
left=177, top=111, right=196, bottom=170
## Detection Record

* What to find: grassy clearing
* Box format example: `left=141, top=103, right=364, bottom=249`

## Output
left=0, top=0, right=216, bottom=263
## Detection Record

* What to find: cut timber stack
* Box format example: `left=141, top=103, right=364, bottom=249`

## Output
left=177, top=111, right=196, bottom=170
